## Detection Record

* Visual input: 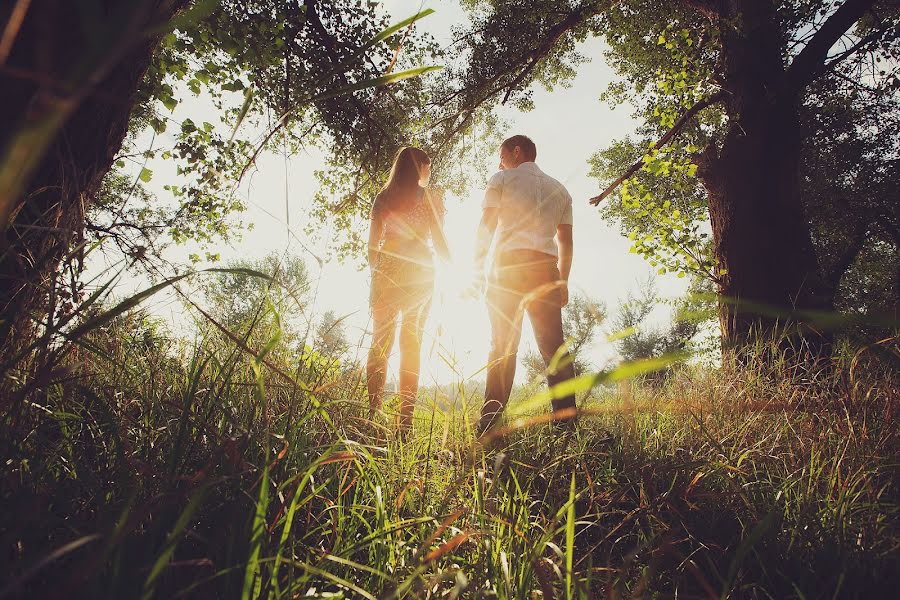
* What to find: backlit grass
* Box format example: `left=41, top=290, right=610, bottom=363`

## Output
left=1, top=308, right=897, bottom=598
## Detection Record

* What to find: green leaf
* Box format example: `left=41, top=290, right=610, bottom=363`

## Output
left=222, top=80, right=245, bottom=92
left=228, top=87, right=254, bottom=145
left=241, top=466, right=269, bottom=600
left=606, top=354, right=689, bottom=382
left=146, top=0, right=220, bottom=36
left=565, top=472, right=576, bottom=600
left=309, top=65, right=443, bottom=103
left=139, top=168, right=153, bottom=183
left=364, top=8, right=436, bottom=49
left=150, top=117, right=167, bottom=134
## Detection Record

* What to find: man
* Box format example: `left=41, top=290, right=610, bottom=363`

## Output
left=474, top=134, right=576, bottom=435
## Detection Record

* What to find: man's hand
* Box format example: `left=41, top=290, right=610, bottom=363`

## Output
left=556, top=224, right=572, bottom=308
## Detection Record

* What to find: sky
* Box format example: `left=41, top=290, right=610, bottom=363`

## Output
left=99, top=0, right=689, bottom=385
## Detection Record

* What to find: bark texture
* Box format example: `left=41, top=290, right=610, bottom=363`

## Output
left=0, top=0, right=187, bottom=361
left=698, top=0, right=836, bottom=358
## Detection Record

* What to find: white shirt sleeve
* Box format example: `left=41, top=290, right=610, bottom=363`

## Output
left=559, top=186, right=573, bottom=226
left=482, top=171, right=505, bottom=209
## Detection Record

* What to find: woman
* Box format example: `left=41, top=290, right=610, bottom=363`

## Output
left=367, top=147, right=450, bottom=434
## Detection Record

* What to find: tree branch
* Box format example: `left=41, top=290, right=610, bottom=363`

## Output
left=500, top=3, right=603, bottom=104
left=589, top=90, right=724, bottom=206
left=682, top=0, right=722, bottom=20
left=431, top=1, right=607, bottom=121
left=785, top=0, right=877, bottom=95
left=820, top=28, right=882, bottom=76
left=303, top=0, right=393, bottom=143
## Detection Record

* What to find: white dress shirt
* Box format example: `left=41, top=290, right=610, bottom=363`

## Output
left=482, top=162, right=573, bottom=258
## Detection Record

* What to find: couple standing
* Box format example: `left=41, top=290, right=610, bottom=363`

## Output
left=366, top=135, right=577, bottom=437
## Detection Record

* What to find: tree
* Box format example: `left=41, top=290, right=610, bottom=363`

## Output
left=588, top=0, right=898, bottom=358
left=313, top=310, right=351, bottom=360
left=612, top=276, right=705, bottom=382
left=799, top=73, right=899, bottom=332
left=594, top=61, right=899, bottom=333
left=452, top=0, right=897, bottom=360
left=0, top=0, right=191, bottom=361
left=198, top=253, right=310, bottom=358
left=0, top=0, right=441, bottom=367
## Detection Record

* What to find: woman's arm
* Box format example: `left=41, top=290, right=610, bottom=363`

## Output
left=368, top=199, right=384, bottom=267
left=474, top=207, right=498, bottom=277
left=427, top=190, right=451, bottom=262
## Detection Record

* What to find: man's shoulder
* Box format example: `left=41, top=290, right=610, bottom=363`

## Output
left=539, top=171, right=571, bottom=200
left=486, top=170, right=507, bottom=187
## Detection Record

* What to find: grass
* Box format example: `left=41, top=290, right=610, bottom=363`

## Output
left=1, top=306, right=898, bottom=599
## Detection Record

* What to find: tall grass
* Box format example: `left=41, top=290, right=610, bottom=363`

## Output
left=1, top=297, right=897, bottom=598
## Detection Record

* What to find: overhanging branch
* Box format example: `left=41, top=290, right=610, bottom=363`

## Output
left=785, top=0, right=878, bottom=95
left=432, top=1, right=608, bottom=130
left=589, top=90, right=724, bottom=206
left=500, top=2, right=607, bottom=105
left=820, top=28, right=882, bottom=77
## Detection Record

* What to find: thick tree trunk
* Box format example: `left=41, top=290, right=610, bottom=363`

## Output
left=0, top=0, right=186, bottom=363
left=699, top=0, right=832, bottom=360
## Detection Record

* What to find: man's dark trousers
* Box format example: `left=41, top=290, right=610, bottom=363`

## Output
left=480, top=249, right=576, bottom=433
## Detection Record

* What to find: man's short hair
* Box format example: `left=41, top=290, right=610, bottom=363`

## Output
left=501, top=135, right=537, bottom=162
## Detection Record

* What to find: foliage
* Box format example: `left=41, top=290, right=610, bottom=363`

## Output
left=200, top=253, right=310, bottom=333
left=108, top=0, right=616, bottom=266
left=588, top=3, right=723, bottom=282
left=611, top=276, right=711, bottom=378
left=588, top=0, right=899, bottom=318
left=93, top=0, right=445, bottom=265
left=313, top=309, right=352, bottom=361
left=799, top=71, right=900, bottom=324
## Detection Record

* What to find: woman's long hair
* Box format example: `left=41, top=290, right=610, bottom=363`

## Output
left=380, top=147, right=430, bottom=213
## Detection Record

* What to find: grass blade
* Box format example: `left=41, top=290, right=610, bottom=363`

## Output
left=241, top=466, right=269, bottom=600
left=565, top=472, right=576, bottom=600
left=141, top=488, right=207, bottom=600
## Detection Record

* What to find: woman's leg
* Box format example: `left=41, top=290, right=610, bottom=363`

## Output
left=367, top=303, right=398, bottom=414
left=397, top=295, right=431, bottom=433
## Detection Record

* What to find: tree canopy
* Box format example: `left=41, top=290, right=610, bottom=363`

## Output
left=1, top=0, right=896, bottom=363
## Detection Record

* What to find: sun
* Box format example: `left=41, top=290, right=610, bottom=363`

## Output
left=414, top=203, right=496, bottom=382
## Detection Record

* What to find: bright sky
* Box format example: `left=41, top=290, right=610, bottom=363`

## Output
left=102, top=0, right=689, bottom=386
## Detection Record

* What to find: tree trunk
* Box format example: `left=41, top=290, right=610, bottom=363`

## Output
left=0, top=0, right=186, bottom=364
left=699, top=0, right=832, bottom=361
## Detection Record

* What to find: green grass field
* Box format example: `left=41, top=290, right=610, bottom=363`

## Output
left=1, top=311, right=897, bottom=599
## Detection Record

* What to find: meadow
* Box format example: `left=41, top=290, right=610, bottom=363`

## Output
left=2, top=305, right=896, bottom=599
